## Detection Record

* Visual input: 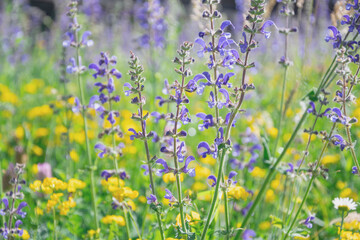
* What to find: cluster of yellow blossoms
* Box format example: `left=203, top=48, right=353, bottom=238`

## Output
left=30, top=177, right=86, bottom=215
left=101, top=176, right=138, bottom=206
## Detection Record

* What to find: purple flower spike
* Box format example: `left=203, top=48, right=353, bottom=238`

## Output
left=220, top=20, right=235, bottom=31
left=80, top=31, right=94, bottom=47
left=352, top=166, right=358, bottom=175
left=325, top=26, right=342, bottom=49
left=307, top=101, right=316, bottom=115
left=286, top=163, right=294, bottom=173
left=198, top=142, right=212, bottom=158
left=16, top=202, right=28, bottom=218
left=128, top=128, right=140, bottom=140
left=207, top=175, right=217, bottom=187
left=259, top=20, right=276, bottom=39
left=181, top=156, right=196, bottom=177
left=331, top=134, right=347, bottom=151
left=242, top=229, right=256, bottom=240
left=0, top=198, right=9, bottom=215
left=141, top=165, right=149, bottom=176
left=101, top=170, right=112, bottom=181
left=94, top=143, right=107, bottom=158
left=147, top=194, right=157, bottom=205
left=156, top=159, right=170, bottom=176
left=164, top=189, right=173, bottom=200
left=303, top=214, right=315, bottom=229
left=239, top=32, right=248, bottom=53
left=346, top=0, right=359, bottom=10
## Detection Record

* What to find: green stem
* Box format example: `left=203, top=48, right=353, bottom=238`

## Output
left=138, top=85, right=165, bottom=239
left=74, top=29, right=99, bottom=230
left=237, top=33, right=359, bottom=236
left=282, top=139, right=330, bottom=240
left=339, top=210, right=345, bottom=240
left=128, top=210, right=143, bottom=240
left=172, top=55, right=187, bottom=231
left=53, top=208, right=58, bottom=240
left=201, top=23, right=256, bottom=240
left=273, top=11, right=290, bottom=154
left=224, top=189, right=230, bottom=240
left=124, top=208, right=131, bottom=239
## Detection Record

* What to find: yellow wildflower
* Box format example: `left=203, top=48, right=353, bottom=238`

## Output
left=322, top=154, right=340, bottom=165
left=32, top=145, right=43, bottom=156
left=30, top=180, right=42, bottom=192
left=267, top=127, right=278, bottom=138
left=265, top=189, right=275, bottom=203
left=259, top=221, right=271, bottom=231
left=251, top=167, right=266, bottom=178
left=35, top=128, right=49, bottom=138
left=58, top=197, right=76, bottom=215
left=27, top=105, right=53, bottom=119
left=228, top=186, right=249, bottom=200
left=15, top=126, right=25, bottom=140
left=69, top=149, right=79, bottom=162
left=101, top=215, right=125, bottom=226
left=35, top=207, right=44, bottom=216
left=47, top=193, right=63, bottom=212
left=163, top=173, right=184, bottom=183
left=67, top=178, right=86, bottom=193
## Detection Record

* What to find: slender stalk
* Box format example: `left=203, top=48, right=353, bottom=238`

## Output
left=172, top=55, right=187, bottom=231
left=284, top=63, right=360, bottom=237
left=238, top=31, right=359, bottom=236
left=341, top=64, right=360, bottom=174
left=208, top=3, right=231, bottom=235
left=200, top=24, right=256, bottom=240
left=137, top=82, right=165, bottom=239
left=224, top=190, right=230, bottom=240
left=296, top=104, right=323, bottom=173
left=282, top=138, right=331, bottom=240
left=339, top=210, right=345, bottom=240
left=273, top=11, right=290, bottom=154
left=128, top=210, right=143, bottom=240
left=123, top=207, right=131, bottom=239
left=106, top=65, right=142, bottom=239
left=74, top=30, right=99, bottom=230
left=53, top=208, right=58, bottom=240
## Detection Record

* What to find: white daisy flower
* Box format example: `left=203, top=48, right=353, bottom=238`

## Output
left=332, top=197, right=358, bottom=211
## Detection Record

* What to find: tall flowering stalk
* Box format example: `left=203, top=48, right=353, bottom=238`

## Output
left=273, top=0, right=297, bottom=153
left=87, top=52, right=144, bottom=239
left=125, top=52, right=165, bottom=240
left=63, top=0, right=98, bottom=229
left=239, top=6, right=360, bottom=235
left=0, top=163, right=28, bottom=240
left=154, top=42, right=196, bottom=235
left=194, top=0, right=274, bottom=238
